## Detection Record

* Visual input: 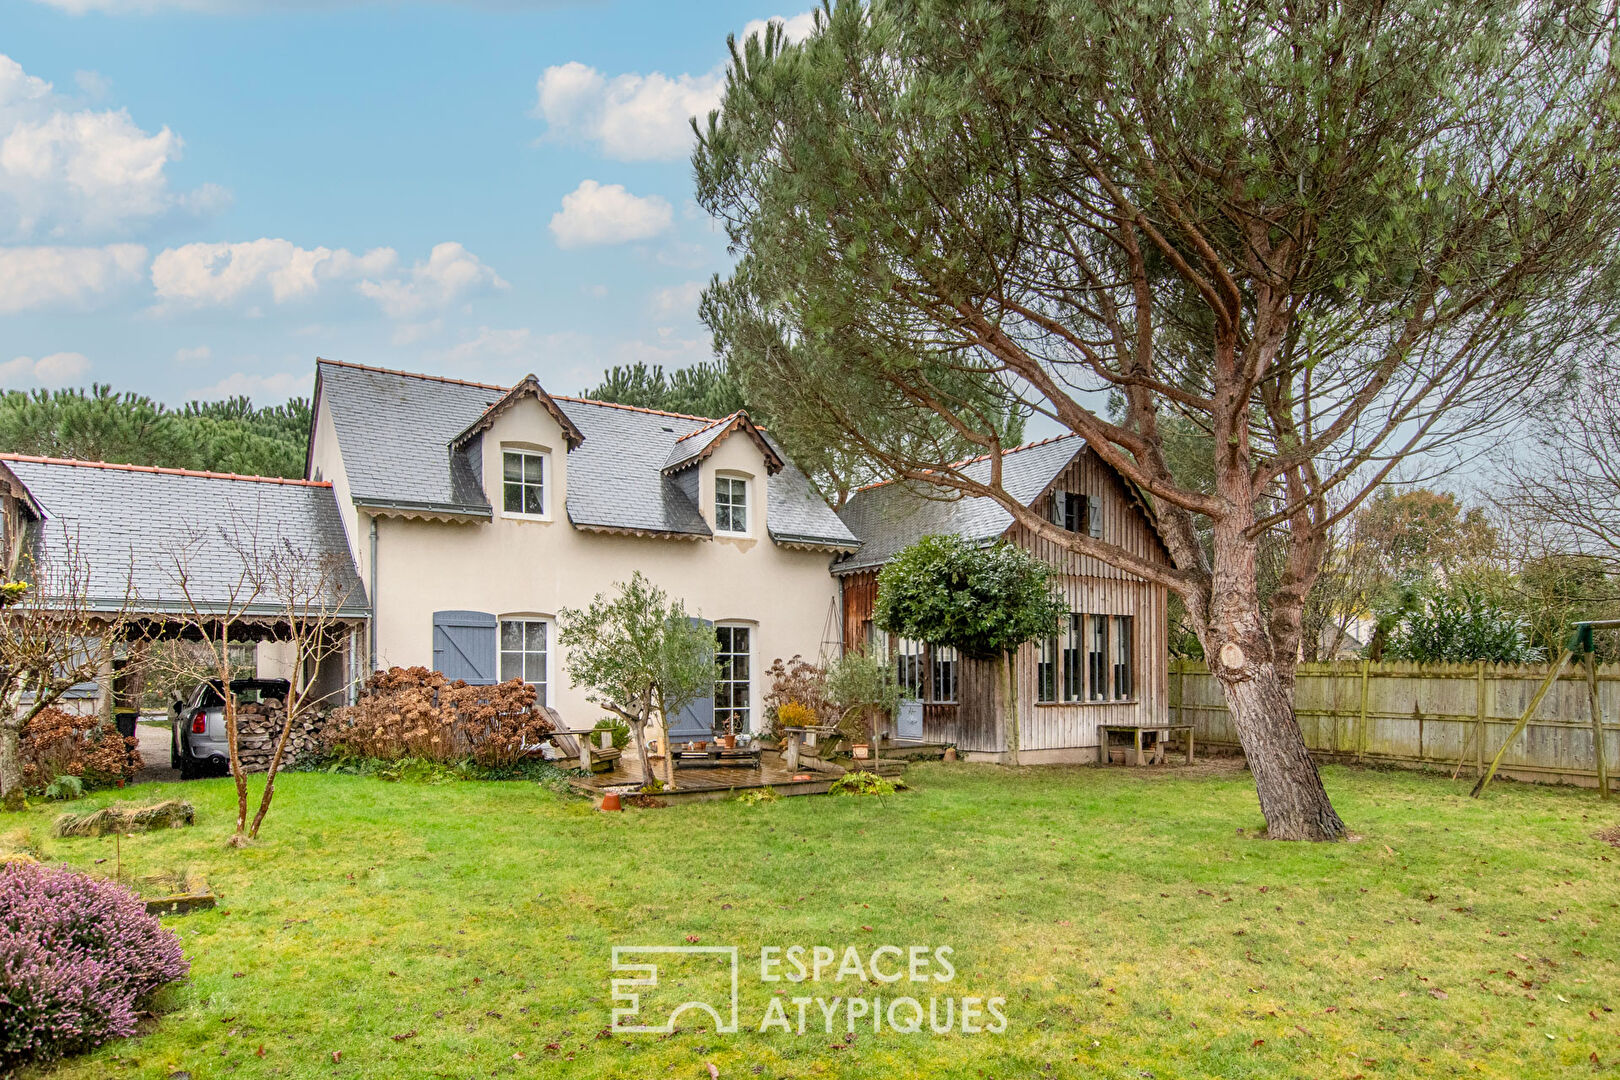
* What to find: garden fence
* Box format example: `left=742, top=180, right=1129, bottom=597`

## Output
left=1171, top=658, right=1620, bottom=788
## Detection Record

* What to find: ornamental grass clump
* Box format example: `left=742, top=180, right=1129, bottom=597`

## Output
left=0, top=860, right=188, bottom=1072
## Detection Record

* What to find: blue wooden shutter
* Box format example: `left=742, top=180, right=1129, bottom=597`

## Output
left=432, top=610, right=497, bottom=685
left=1087, top=496, right=1103, bottom=538
left=1050, top=489, right=1067, bottom=527
left=665, top=618, right=715, bottom=741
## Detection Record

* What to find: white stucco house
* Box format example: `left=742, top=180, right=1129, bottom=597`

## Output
left=306, top=358, right=858, bottom=734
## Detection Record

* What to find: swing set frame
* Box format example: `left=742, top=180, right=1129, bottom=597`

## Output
left=1471, top=619, right=1616, bottom=799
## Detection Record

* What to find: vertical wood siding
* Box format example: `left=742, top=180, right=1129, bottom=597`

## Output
left=837, top=446, right=1171, bottom=753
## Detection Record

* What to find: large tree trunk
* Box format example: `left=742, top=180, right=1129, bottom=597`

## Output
left=1210, top=650, right=1346, bottom=840
left=0, top=715, right=24, bottom=812
left=1198, top=437, right=1346, bottom=841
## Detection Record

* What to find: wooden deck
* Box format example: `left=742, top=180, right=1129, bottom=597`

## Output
left=569, top=752, right=846, bottom=804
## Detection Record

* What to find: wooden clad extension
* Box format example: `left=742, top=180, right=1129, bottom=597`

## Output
left=839, top=444, right=1172, bottom=762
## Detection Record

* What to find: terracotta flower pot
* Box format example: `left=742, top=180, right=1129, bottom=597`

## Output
left=600, top=793, right=622, bottom=812
left=943, top=747, right=958, bottom=762
left=852, top=744, right=871, bottom=759
left=720, top=734, right=737, bottom=749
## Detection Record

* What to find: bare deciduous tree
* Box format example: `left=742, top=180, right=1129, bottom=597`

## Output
left=1, top=537, right=133, bottom=810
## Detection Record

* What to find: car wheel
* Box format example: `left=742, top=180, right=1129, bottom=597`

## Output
left=170, top=728, right=181, bottom=769
left=177, top=749, right=197, bottom=781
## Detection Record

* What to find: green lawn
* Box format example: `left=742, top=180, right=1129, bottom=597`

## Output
left=7, top=762, right=1619, bottom=1079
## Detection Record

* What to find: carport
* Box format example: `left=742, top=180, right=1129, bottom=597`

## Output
left=1, top=455, right=369, bottom=779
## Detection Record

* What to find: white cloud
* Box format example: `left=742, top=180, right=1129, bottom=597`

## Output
left=150, top=238, right=502, bottom=317
left=0, top=243, right=146, bottom=313
left=357, top=241, right=507, bottom=319
left=173, top=344, right=211, bottom=364
left=532, top=13, right=817, bottom=162
left=650, top=280, right=704, bottom=320
left=1, top=351, right=90, bottom=387
left=0, top=53, right=222, bottom=240
left=549, top=180, right=673, bottom=249
left=151, top=238, right=393, bottom=306
left=186, top=369, right=307, bottom=401
left=740, top=12, right=820, bottom=45
left=535, top=62, right=724, bottom=163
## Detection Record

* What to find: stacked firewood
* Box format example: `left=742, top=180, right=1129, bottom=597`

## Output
left=232, top=699, right=324, bottom=772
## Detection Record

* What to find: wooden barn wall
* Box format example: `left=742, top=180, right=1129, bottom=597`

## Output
left=837, top=445, right=1172, bottom=754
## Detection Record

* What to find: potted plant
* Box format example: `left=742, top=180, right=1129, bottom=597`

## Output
left=942, top=743, right=958, bottom=762
left=720, top=730, right=737, bottom=750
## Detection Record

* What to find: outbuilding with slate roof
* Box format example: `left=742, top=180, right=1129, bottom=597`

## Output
left=833, top=435, right=1173, bottom=763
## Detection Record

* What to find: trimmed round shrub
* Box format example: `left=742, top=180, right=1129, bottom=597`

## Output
left=0, top=861, right=188, bottom=1071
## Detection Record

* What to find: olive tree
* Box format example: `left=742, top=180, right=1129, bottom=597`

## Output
left=558, top=573, right=716, bottom=790
left=695, top=0, right=1620, bottom=838
left=875, top=536, right=1066, bottom=762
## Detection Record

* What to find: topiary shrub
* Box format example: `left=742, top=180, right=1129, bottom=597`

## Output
left=0, top=861, right=188, bottom=1072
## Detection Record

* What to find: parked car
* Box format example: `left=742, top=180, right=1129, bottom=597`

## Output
left=170, top=678, right=290, bottom=780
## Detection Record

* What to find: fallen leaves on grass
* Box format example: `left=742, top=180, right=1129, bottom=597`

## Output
left=391, top=1030, right=417, bottom=1042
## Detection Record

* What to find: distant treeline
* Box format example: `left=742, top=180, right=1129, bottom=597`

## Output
left=0, top=385, right=310, bottom=479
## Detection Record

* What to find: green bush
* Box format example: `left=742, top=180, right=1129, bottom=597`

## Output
left=1385, top=586, right=1546, bottom=664
left=829, top=771, right=901, bottom=796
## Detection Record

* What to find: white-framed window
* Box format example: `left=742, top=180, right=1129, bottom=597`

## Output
left=894, top=637, right=926, bottom=699
left=1112, top=615, right=1134, bottom=700
left=1088, top=614, right=1108, bottom=701
left=502, top=449, right=547, bottom=518
left=931, top=645, right=958, bottom=704
left=714, top=475, right=748, bottom=534
left=1036, top=634, right=1058, bottom=703
left=499, top=617, right=550, bottom=705
left=1062, top=613, right=1085, bottom=702
left=715, top=624, right=751, bottom=735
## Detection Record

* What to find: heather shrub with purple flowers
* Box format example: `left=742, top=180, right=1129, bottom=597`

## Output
left=0, top=860, right=188, bottom=1071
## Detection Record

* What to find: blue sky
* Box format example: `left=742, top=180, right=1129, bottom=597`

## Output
left=0, top=0, right=818, bottom=405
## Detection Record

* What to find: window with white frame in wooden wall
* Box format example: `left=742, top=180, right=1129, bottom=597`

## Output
left=891, top=637, right=959, bottom=705
left=1036, top=614, right=1133, bottom=703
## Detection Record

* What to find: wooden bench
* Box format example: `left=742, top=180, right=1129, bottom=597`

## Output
left=1098, top=723, right=1194, bottom=766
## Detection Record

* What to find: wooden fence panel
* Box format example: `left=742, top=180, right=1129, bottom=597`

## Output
left=1172, top=659, right=1620, bottom=787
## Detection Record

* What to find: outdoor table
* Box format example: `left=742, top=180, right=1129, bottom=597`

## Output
left=1097, top=723, right=1194, bottom=766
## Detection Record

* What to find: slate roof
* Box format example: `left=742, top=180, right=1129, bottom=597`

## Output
left=832, top=436, right=1083, bottom=574
left=314, top=360, right=857, bottom=548
left=0, top=456, right=367, bottom=616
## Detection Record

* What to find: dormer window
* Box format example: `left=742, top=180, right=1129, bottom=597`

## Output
left=503, top=449, right=547, bottom=518
left=715, top=475, right=748, bottom=534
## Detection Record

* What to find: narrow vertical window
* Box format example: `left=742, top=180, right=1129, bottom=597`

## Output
left=715, top=625, right=751, bottom=735
left=931, top=645, right=958, bottom=704
left=502, top=450, right=546, bottom=516
left=894, top=637, right=926, bottom=699
left=1112, top=615, right=1133, bottom=699
left=499, top=618, right=548, bottom=705
left=1062, top=613, right=1084, bottom=701
left=1036, top=635, right=1057, bottom=703
left=1088, top=615, right=1108, bottom=701
left=715, top=476, right=748, bottom=533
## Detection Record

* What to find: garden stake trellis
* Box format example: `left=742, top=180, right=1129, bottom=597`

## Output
left=1472, top=620, right=1615, bottom=799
